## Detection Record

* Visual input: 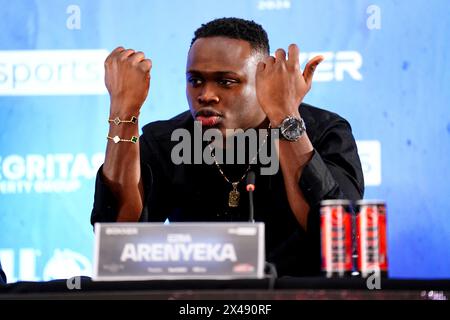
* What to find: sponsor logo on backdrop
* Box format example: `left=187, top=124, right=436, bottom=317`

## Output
left=0, top=152, right=104, bottom=194
left=268, top=51, right=363, bottom=82
left=300, top=51, right=363, bottom=82
left=0, top=248, right=92, bottom=282
left=0, top=50, right=108, bottom=95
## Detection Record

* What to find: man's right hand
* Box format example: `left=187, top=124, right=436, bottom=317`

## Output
left=104, top=47, right=152, bottom=116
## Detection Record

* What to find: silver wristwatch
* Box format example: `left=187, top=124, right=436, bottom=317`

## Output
left=276, top=116, right=306, bottom=142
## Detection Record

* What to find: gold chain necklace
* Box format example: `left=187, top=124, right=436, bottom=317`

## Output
left=209, top=125, right=270, bottom=208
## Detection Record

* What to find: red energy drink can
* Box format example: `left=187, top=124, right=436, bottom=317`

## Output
left=355, top=200, right=388, bottom=277
left=320, top=200, right=353, bottom=277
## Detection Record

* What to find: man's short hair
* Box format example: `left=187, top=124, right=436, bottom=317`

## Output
left=191, top=17, right=270, bottom=55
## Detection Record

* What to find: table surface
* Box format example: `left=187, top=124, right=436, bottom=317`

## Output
left=1, top=277, right=449, bottom=300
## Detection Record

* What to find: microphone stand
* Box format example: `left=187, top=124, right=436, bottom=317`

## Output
left=246, top=171, right=256, bottom=223
left=248, top=189, right=254, bottom=223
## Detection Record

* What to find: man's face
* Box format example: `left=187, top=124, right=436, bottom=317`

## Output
left=186, top=37, right=267, bottom=136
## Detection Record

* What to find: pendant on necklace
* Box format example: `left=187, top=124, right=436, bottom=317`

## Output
left=228, top=182, right=240, bottom=208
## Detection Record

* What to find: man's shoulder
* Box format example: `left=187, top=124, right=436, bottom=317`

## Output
left=299, top=102, right=353, bottom=143
left=142, top=110, right=192, bottom=140
left=300, top=102, right=346, bottom=125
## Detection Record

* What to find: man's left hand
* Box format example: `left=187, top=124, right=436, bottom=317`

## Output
left=255, top=44, right=323, bottom=125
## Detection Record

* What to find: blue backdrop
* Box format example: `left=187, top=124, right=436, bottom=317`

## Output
left=1, top=0, right=449, bottom=282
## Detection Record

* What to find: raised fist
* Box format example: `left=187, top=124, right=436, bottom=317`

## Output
left=104, top=47, right=152, bottom=116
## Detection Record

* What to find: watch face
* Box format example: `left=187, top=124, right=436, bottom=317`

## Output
left=281, top=117, right=305, bottom=141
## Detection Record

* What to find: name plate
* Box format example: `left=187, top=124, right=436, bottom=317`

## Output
left=93, top=222, right=265, bottom=281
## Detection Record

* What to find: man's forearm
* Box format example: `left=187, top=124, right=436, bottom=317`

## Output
left=272, top=111, right=314, bottom=231
left=102, top=104, right=144, bottom=222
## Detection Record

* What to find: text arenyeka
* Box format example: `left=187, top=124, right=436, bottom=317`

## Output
left=120, top=243, right=237, bottom=262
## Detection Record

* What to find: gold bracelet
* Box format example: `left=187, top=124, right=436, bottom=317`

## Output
left=107, top=135, right=138, bottom=144
left=108, top=116, right=138, bottom=125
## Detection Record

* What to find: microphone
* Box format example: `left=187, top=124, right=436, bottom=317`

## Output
left=246, top=171, right=256, bottom=223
